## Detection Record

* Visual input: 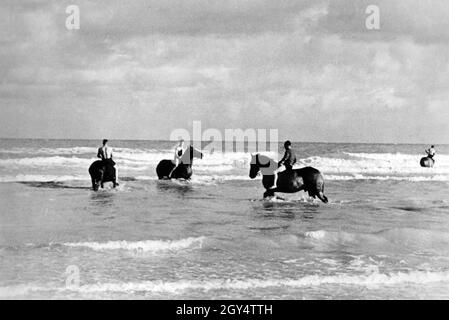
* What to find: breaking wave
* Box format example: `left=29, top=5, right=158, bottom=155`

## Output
left=2, top=270, right=449, bottom=297
left=1, top=147, right=448, bottom=181
left=60, top=236, right=206, bottom=253
left=303, top=228, right=449, bottom=251
left=0, top=174, right=88, bottom=183
left=304, top=153, right=449, bottom=175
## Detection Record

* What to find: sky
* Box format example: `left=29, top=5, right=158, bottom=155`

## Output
left=0, top=0, right=448, bottom=143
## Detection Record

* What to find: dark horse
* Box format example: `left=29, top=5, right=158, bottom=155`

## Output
left=420, top=156, right=435, bottom=168
left=249, top=154, right=328, bottom=203
left=156, top=145, right=203, bottom=180
left=88, top=159, right=118, bottom=191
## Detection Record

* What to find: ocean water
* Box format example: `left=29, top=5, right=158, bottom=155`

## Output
left=0, top=139, right=449, bottom=299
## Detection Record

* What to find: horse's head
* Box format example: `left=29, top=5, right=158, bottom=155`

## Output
left=181, top=145, right=203, bottom=164
left=249, top=154, right=260, bottom=179
left=191, top=145, right=203, bottom=160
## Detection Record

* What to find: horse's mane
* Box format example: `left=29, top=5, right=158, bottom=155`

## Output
left=254, top=154, right=273, bottom=168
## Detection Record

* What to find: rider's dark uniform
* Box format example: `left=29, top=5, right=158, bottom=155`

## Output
left=279, top=149, right=297, bottom=171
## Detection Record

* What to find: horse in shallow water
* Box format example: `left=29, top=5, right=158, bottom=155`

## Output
left=88, top=159, right=118, bottom=191
left=249, top=154, right=328, bottom=203
left=156, top=145, right=203, bottom=180
left=420, top=156, right=435, bottom=168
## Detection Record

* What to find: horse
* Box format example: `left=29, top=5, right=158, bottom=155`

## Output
left=420, top=156, right=435, bottom=168
left=88, top=159, right=118, bottom=191
left=249, top=153, right=328, bottom=203
left=156, top=145, right=203, bottom=180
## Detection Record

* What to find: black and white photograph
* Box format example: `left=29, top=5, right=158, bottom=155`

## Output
left=1, top=0, right=449, bottom=303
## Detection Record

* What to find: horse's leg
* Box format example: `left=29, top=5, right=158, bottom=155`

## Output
left=113, top=167, right=119, bottom=188
left=92, top=178, right=98, bottom=191
left=263, top=188, right=276, bottom=198
left=99, top=170, right=104, bottom=189
left=113, top=167, right=118, bottom=187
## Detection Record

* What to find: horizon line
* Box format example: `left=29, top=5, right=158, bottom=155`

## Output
left=0, top=137, right=442, bottom=146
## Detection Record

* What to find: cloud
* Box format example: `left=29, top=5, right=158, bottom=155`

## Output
left=319, top=0, right=449, bottom=44
left=0, top=0, right=449, bottom=143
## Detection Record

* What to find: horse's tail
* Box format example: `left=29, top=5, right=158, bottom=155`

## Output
left=317, top=191, right=328, bottom=203
left=315, top=174, right=328, bottom=203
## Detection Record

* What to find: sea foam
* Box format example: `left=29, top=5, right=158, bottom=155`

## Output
left=1, top=148, right=449, bottom=182
left=2, top=270, right=449, bottom=297
left=60, top=236, right=206, bottom=253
